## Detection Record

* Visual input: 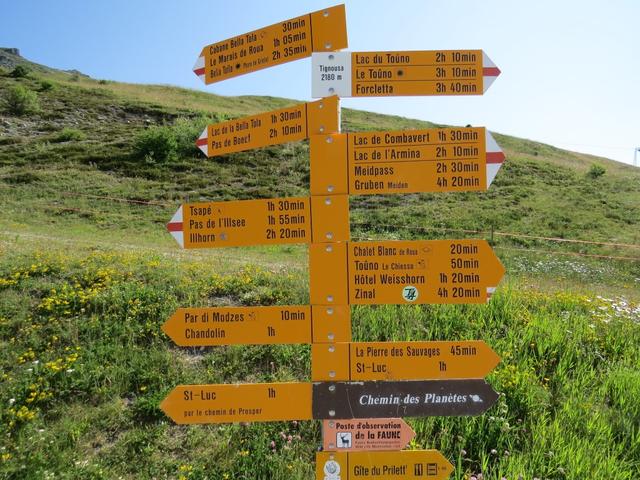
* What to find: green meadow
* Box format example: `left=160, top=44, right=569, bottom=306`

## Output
left=1, top=51, right=639, bottom=479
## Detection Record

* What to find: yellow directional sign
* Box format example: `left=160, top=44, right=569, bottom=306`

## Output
left=160, top=383, right=312, bottom=424
left=309, top=240, right=504, bottom=305
left=194, top=5, right=347, bottom=84
left=162, top=305, right=352, bottom=346
left=198, top=96, right=340, bottom=157
left=316, top=450, right=453, bottom=480
left=311, top=341, right=500, bottom=381
left=167, top=195, right=349, bottom=249
left=310, top=127, right=505, bottom=195
left=163, top=306, right=311, bottom=346
left=312, top=50, right=500, bottom=97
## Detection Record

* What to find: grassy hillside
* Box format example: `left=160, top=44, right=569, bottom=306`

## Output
left=1, top=52, right=639, bottom=479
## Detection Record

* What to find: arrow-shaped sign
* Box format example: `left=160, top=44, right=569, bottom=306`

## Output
left=312, top=380, right=499, bottom=419
left=312, top=341, right=500, bottom=381
left=310, top=240, right=505, bottom=305
left=322, top=418, right=415, bottom=452
left=162, top=305, right=352, bottom=346
left=316, top=450, right=454, bottom=480
left=197, top=96, right=339, bottom=157
left=194, top=4, right=347, bottom=84
left=310, top=127, right=505, bottom=195
left=160, top=383, right=313, bottom=424
left=312, top=50, right=500, bottom=97
left=167, top=195, right=348, bottom=249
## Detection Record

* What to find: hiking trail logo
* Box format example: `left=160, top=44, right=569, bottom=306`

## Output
left=323, top=459, right=341, bottom=479
left=402, top=285, right=418, bottom=302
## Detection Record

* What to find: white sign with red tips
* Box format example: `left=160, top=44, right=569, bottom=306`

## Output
left=193, top=55, right=206, bottom=84
left=481, top=51, right=501, bottom=93
left=485, top=129, right=505, bottom=186
left=195, top=129, right=208, bottom=156
left=167, top=205, right=184, bottom=247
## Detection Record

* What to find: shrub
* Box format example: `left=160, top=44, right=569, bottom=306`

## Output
left=133, top=114, right=229, bottom=163
left=173, top=117, right=201, bottom=157
left=9, top=65, right=30, bottom=78
left=174, top=113, right=229, bottom=156
left=4, top=85, right=40, bottom=115
left=587, top=164, right=606, bottom=179
left=39, top=80, right=54, bottom=91
left=52, top=128, right=86, bottom=143
left=134, top=125, right=178, bottom=163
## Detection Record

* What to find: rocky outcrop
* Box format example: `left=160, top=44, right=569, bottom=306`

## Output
left=0, top=47, right=90, bottom=77
left=0, top=47, right=24, bottom=70
left=1, top=48, right=20, bottom=56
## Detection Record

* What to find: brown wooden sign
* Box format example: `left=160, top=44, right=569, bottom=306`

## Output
left=312, top=380, right=499, bottom=419
left=311, top=341, right=500, bottom=381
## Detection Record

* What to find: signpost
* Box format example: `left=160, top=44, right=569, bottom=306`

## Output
left=194, top=4, right=347, bottom=84
left=316, top=450, right=454, bottom=480
left=167, top=195, right=349, bottom=249
left=166, top=5, right=508, bottom=477
left=311, top=340, right=500, bottom=381
left=312, top=50, right=500, bottom=97
left=163, top=305, right=352, bottom=346
left=309, top=239, right=505, bottom=305
left=197, top=96, right=340, bottom=157
left=322, top=418, right=415, bottom=452
left=310, top=127, right=505, bottom=195
left=312, top=380, right=499, bottom=419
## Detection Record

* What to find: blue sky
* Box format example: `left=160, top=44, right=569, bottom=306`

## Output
left=3, top=0, right=639, bottom=165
